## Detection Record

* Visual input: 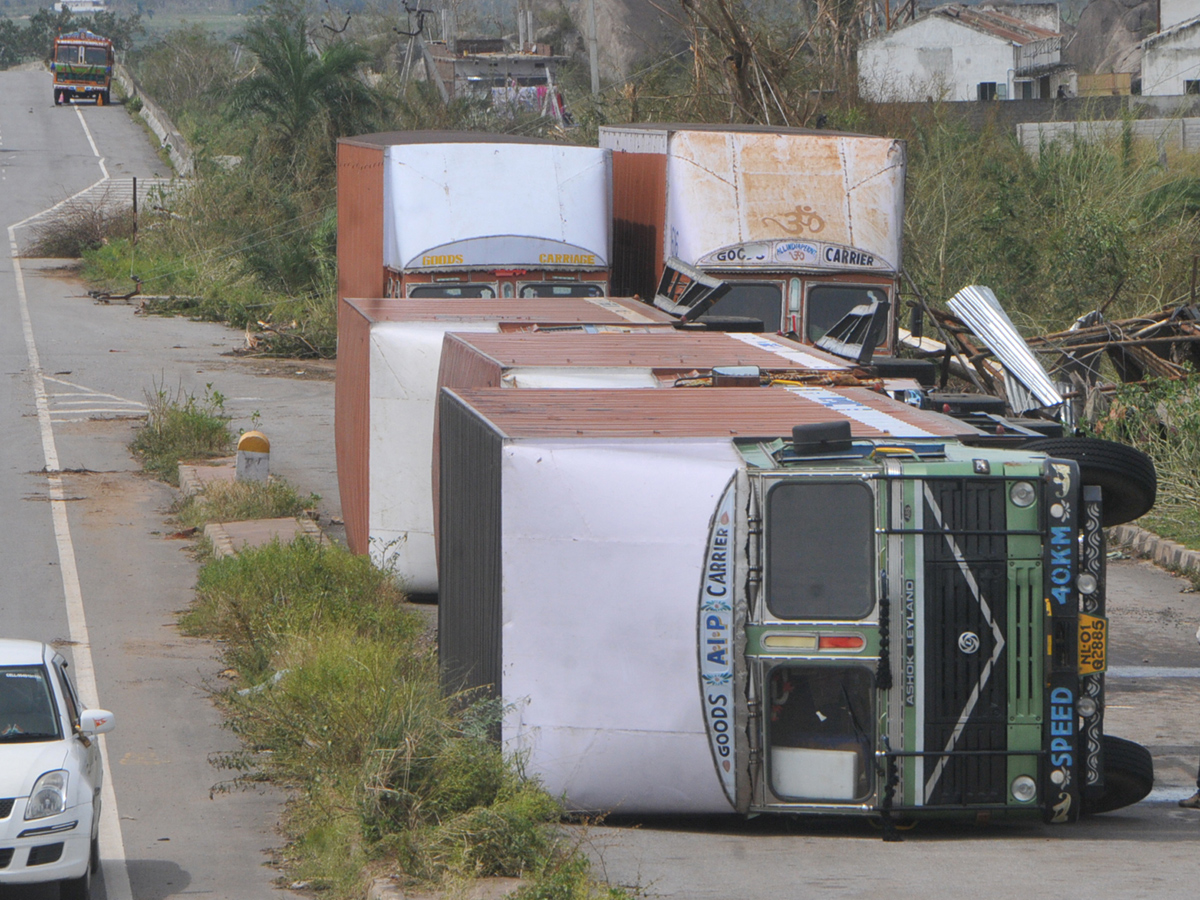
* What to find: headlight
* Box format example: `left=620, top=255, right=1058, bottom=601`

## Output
left=1010, top=481, right=1037, bottom=508
left=1011, top=774, right=1037, bottom=803
left=25, top=770, right=68, bottom=820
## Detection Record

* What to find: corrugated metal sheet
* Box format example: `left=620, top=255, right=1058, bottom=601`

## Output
left=444, top=386, right=978, bottom=439
left=611, top=150, right=667, bottom=299
left=342, top=297, right=675, bottom=324
left=335, top=299, right=374, bottom=554
left=337, top=143, right=385, bottom=304
left=439, top=391, right=504, bottom=699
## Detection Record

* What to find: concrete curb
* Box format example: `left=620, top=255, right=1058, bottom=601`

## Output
left=178, top=458, right=237, bottom=496
left=367, top=876, right=525, bottom=900
left=1107, top=524, right=1200, bottom=577
left=113, top=63, right=194, bottom=176
left=204, top=517, right=324, bottom=559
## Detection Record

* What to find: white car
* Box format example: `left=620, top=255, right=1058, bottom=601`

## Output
left=0, top=639, right=115, bottom=900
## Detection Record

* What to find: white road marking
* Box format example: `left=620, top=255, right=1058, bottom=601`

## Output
left=45, top=374, right=147, bottom=421
left=5, top=109, right=132, bottom=900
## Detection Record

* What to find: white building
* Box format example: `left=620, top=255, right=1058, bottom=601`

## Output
left=53, top=0, right=108, bottom=12
left=1161, top=0, right=1200, bottom=32
left=1141, top=12, right=1200, bottom=96
left=858, top=3, right=1075, bottom=102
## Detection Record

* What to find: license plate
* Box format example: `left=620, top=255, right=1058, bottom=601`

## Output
left=1078, top=613, right=1107, bottom=674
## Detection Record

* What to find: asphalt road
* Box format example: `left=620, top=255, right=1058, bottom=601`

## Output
left=3, top=61, right=1200, bottom=900
left=1, top=67, right=334, bottom=900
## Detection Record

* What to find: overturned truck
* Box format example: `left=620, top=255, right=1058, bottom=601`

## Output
left=439, top=386, right=1155, bottom=824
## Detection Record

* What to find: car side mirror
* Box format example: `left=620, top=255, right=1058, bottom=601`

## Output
left=78, top=710, right=115, bottom=736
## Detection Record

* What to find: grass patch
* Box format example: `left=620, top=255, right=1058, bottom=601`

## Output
left=186, top=538, right=618, bottom=898
left=1090, top=375, right=1200, bottom=549
left=130, top=383, right=232, bottom=484
left=28, top=201, right=136, bottom=258
left=172, top=478, right=320, bottom=531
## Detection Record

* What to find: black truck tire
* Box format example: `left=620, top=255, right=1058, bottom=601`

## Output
left=1023, top=437, right=1156, bottom=527
left=1081, top=735, right=1154, bottom=815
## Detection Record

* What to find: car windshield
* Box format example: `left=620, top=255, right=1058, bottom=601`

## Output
left=0, top=666, right=61, bottom=742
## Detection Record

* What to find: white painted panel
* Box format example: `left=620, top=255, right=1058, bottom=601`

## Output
left=858, top=16, right=1017, bottom=102
left=367, top=321, right=499, bottom=592
left=383, top=143, right=611, bottom=269
left=664, top=130, right=905, bottom=271
left=501, top=439, right=742, bottom=812
left=501, top=367, right=659, bottom=388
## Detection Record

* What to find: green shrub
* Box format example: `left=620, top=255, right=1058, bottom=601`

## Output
left=172, top=478, right=320, bottom=530
left=129, top=382, right=231, bottom=484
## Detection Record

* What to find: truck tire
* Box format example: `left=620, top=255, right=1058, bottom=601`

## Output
left=1081, top=735, right=1154, bottom=815
left=1023, top=437, right=1156, bottom=526
left=54, top=90, right=63, bottom=105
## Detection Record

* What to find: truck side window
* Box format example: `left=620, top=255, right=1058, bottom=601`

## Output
left=768, top=665, right=873, bottom=801
left=807, top=286, right=887, bottom=342
left=701, top=282, right=782, bottom=330
left=765, top=481, right=875, bottom=619
left=408, top=284, right=497, bottom=299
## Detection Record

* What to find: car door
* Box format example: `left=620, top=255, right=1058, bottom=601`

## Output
left=52, top=659, right=101, bottom=805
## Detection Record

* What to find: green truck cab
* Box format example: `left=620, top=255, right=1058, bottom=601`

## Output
left=721, top=428, right=1154, bottom=826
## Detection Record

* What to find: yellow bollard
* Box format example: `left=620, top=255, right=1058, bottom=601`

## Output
left=236, top=430, right=270, bottom=482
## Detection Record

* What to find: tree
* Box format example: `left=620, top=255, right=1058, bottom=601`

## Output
left=228, top=3, right=379, bottom=172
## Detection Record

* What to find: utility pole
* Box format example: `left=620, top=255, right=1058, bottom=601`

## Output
left=588, top=0, right=600, bottom=94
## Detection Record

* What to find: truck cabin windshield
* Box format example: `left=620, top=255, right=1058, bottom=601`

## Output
left=765, top=480, right=875, bottom=620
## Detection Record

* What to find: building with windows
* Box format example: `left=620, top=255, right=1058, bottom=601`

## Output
left=858, top=3, right=1076, bottom=102
left=1141, top=12, right=1200, bottom=96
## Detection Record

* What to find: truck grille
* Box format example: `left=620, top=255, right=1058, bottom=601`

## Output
left=922, top=479, right=1009, bottom=806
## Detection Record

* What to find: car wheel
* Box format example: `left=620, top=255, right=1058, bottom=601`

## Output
left=60, top=859, right=91, bottom=900
left=1023, top=437, right=1157, bottom=527
left=90, top=834, right=100, bottom=872
left=1081, top=735, right=1155, bottom=815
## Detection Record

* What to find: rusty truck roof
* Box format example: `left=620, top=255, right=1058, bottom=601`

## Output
left=444, top=386, right=978, bottom=440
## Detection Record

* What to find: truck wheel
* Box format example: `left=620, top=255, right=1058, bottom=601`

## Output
left=1081, top=735, right=1154, bottom=815
left=54, top=90, right=63, bottom=105
left=1022, top=437, right=1156, bottom=526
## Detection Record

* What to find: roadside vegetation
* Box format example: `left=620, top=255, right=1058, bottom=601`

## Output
left=129, top=383, right=232, bottom=484
left=130, top=386, right=623, bottom=899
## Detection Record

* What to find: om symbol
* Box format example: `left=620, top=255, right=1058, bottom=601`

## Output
left=763, top=205, right=826, bottom=234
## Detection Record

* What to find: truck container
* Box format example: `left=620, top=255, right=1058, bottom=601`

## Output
left=599, top=124, right=904, bottom=350
left=430, top=330, right=870, bottom=549
left=335, top=298, right=672, bottom=589
left=438, top=386, right=1154, bottom=822
left=336, top=132, right=612, bottom=312
left=50, top=29, right=113, bottom=105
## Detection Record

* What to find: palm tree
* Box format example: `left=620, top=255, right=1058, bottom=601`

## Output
left=229, top=7, right=378, bottom=166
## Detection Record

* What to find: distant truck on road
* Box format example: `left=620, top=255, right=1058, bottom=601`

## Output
left=51, top=29, right=114, bottom=106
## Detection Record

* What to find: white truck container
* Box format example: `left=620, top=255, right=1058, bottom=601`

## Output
left=334, top=298, right=673, bottom=591
left=599, top=124, right=905, bottom=351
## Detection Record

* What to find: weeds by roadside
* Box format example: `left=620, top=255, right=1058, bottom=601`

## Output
left=28, top=198, right=135, bottom=258
left=129, top=382, right=232, bottom=484
left=172, top=478, right=320, bottom=531
left=184, top=538, right=621, bottom=899
left=1091, top=374, right=1200, bottom=548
